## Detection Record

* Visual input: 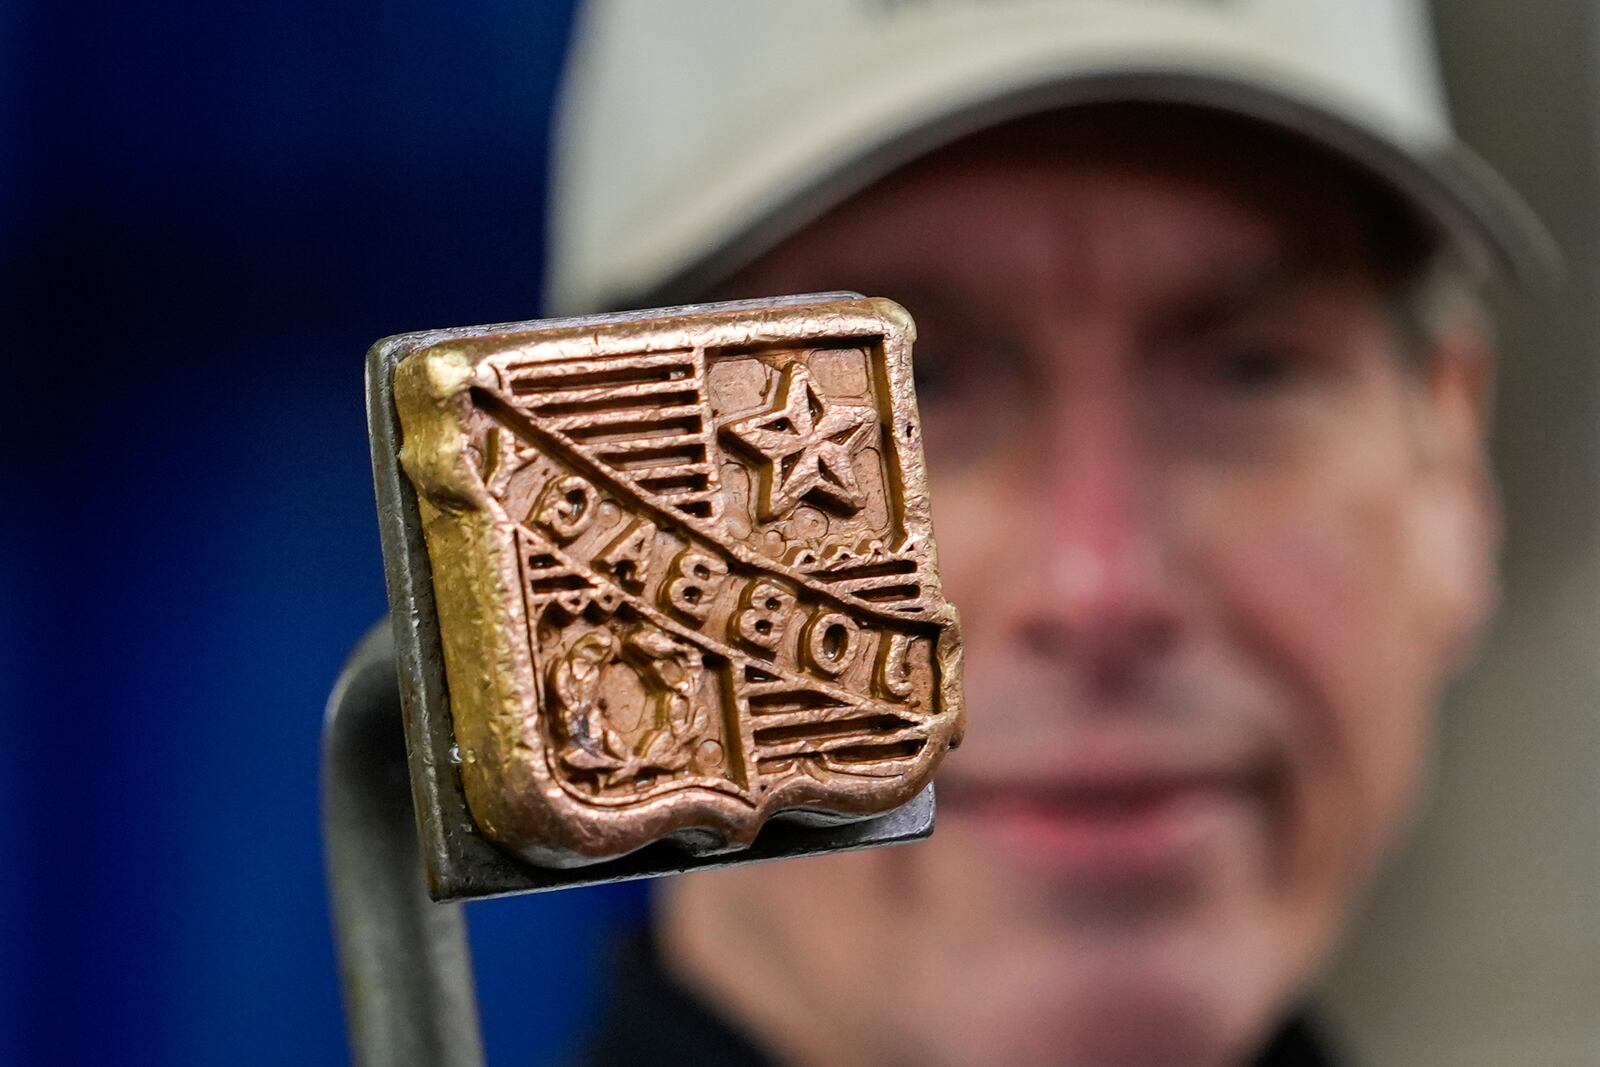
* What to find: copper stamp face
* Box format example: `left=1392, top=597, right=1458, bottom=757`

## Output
left=391, top=295, right=962, bottom=867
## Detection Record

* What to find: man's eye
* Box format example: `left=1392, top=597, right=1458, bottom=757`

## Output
left=1151, top=334, right=1305, bottom=400
left=1214, top=345, right=1292, bottom=390
left=913, top=343, right=1027, bottom=406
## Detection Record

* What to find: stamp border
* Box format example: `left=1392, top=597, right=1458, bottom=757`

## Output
left=365, top=293, right=937, bottom=901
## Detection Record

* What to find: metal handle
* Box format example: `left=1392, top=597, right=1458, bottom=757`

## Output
left=322, top=621, right=485, bottom=1067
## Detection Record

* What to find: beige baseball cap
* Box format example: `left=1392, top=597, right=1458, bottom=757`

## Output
left=546, top=0, right=1551, bottom=316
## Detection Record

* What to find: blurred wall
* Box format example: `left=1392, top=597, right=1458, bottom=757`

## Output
left=1324, top=2, right=1600, bottom=1064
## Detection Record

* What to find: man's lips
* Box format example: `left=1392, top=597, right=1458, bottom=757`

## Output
left=939, top=773, right=1261, bottom=884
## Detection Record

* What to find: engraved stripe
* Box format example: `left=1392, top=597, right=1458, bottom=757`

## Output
left=755, top=728, right=928, bottom=760
left=557, top=408, right=705, bottom=440
left=821, top=739, right=927, bottom=763
left=505, top=351, right=695, bottom=388
left=649, top=484, right=718, bottom=503
left=744, top=686, right=845, bottom=709
left=522, top=378, right=702, bottom=411
left=749, top=708, right=920, bottom=732
left=524, top=551, right=564, bottom=575
left=551, top=403, right=704, bottom=428
left=672, top=498, right=716, bottom=518
left=809, top=559, right=918, bottom=582
left=754, top=717, right=920, bottom=748
left=528, top=573, right=592, bottom=593
left=850, top=583, right=921, bottom=602
left=592, top=432, right=708, bottom=456
left=633, top=462, right=715, bottom=485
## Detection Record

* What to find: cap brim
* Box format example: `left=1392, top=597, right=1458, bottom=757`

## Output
left=638, top=69, right=1555, bottom=310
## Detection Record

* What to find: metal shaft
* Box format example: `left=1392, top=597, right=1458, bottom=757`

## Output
left=322, top=622, right=485, bottom=1067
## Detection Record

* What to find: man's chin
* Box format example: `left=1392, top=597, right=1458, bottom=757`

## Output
left=1050, top=991, right=1245, bottom=1067
left=911, top=819, right=1281, bottom=1067
left=951, top=940, right=1263, bottom=1067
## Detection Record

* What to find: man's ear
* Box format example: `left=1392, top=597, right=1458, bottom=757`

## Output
left=1424, top=311, right=1496, bottom=463
left=1417, top=314, right=1501, bottom=671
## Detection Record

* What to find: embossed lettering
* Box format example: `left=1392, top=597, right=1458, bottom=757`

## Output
left=874, top=631, right=916, bottom=700
left=729, top=579, right=796, bottom=656
left=802, top=610, right=861, bottom=677
left=661, top=547, right=729, bottom=625
left=534, top=474, right=599, bottom=542
left=596, top=516, right=658, bottom=590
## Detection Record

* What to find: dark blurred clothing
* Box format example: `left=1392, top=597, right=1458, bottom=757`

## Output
left=573, top=931, right=1343, bottom=1067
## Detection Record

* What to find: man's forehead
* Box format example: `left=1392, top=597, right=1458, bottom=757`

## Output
left=734, top=117, right=1381, bottom=319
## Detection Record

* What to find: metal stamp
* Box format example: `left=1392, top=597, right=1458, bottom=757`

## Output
left=378, top=294, right=963, bottom=868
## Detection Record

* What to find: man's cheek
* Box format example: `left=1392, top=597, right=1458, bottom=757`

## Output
left=1200, top=464, right=1411, bottom=688
left=1188, top=480, right=1418, bottom=853
left=928, top=474, right=1013, bottom=617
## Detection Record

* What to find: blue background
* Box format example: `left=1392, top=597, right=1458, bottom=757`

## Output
left=3, top=3, right=650, bottom=1064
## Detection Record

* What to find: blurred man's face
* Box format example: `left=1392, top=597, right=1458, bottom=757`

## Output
left=663, top=119, right=1496, bottom=1067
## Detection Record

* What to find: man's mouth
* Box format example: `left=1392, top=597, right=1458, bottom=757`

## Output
left=939, top=772, right=1262, bottom=885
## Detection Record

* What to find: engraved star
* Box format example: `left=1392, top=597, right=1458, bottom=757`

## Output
left=719, top=363, right=879, bottom=521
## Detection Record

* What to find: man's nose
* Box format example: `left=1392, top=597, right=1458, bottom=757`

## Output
left=1012, top=377, right=1183, bottom=671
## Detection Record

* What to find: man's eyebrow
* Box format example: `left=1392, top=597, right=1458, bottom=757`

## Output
left=1146, top=253, right=1311, bottom=338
